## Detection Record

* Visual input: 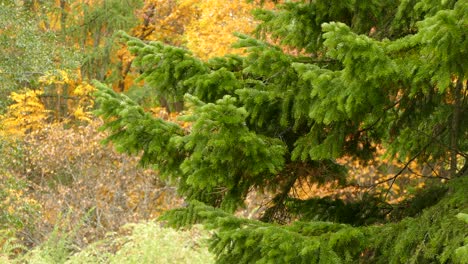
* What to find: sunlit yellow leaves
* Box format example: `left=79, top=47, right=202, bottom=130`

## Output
left=73, top=107, right=92, bottom=123
left=72, top=82, right=95, bottom=97
left=39, top=70, right=96, bottom=123
left=0, top=69, right=97, bottom=138
left=38, top=70, right=71, bottom=86
left=112, top=47, right=139, bottom=92
left=113, top=0, right=269, bottom=91
left=71, top=82, right=96, bottom=122
left=0, top=90, right=49, bottom=137
left=134, top=0, right=194, bottom=45
left=112, top=0, right=195, bottom=92
left=182, top=0, right=258, bottom=60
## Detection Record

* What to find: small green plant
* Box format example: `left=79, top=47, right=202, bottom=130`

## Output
left=0, top=156, right=40, bottom=253
left=0, top=230, right=26, bottom=262
left=454, top=213, right=468, bottom=264
left=19, top=210, right=90, bottom=264
left=66, top=222, right=214, bottom=264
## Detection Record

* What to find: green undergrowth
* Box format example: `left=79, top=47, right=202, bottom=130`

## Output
left=162, top=176, right=468, bottom=264
left=4, top=222, right=214, bottom=264
left=454, top=213, right=468, bottom=263
left=65, top=222, right=214, bottom=264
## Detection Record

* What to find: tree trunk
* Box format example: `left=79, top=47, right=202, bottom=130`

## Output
left=450, top=78, right=463, bottom=176
left=60, top=0, right=67, bottom=37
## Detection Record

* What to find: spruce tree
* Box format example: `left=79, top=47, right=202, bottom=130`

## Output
left=95, top=0, right=467, bottom=262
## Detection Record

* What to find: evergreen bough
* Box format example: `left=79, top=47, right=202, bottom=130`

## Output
left=95, top=0, right=467, bottom=262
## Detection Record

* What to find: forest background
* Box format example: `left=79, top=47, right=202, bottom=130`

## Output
left=0, top=0, right=466, bottom=263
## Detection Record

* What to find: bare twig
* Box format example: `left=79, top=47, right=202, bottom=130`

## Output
left=383, top=154, right=419, bottom=200
left=406, top=166, right=450, bottom=180
left=362, top=142, right=430, bottom=199
left=415, top=128, right=468, bottom=159
left=357, top=97, right=403, bottom=134
left=424, top=161, right=440, bottom=178
left=0, top=71, right=44, bottom=76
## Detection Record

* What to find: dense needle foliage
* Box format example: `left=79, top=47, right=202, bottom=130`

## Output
left=95, top=0, right=467, bottom=263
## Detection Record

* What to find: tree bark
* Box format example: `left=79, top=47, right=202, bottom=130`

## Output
left=450, top=78, right=463, bottom=176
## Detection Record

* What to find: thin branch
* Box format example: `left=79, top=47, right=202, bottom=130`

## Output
left=0, top=71, right=45, bottom=76
left=362, top=141, right=432, bottom=199
left=424, top=161, right=440, bottom=178
left=381, top=138, right=440, bottom=199
left=357, top=116, right=382, bottom=134
left=357, top=97, right=402, bottom=134
left=415, top=128, right=468, bottom=159
left=39, top=94, right=79, bottom=100
left=368, top=157, right=413, bottom=186
left=406, top=166, right=450, bottom=180
left=383, top=154, right=419, bottom=200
